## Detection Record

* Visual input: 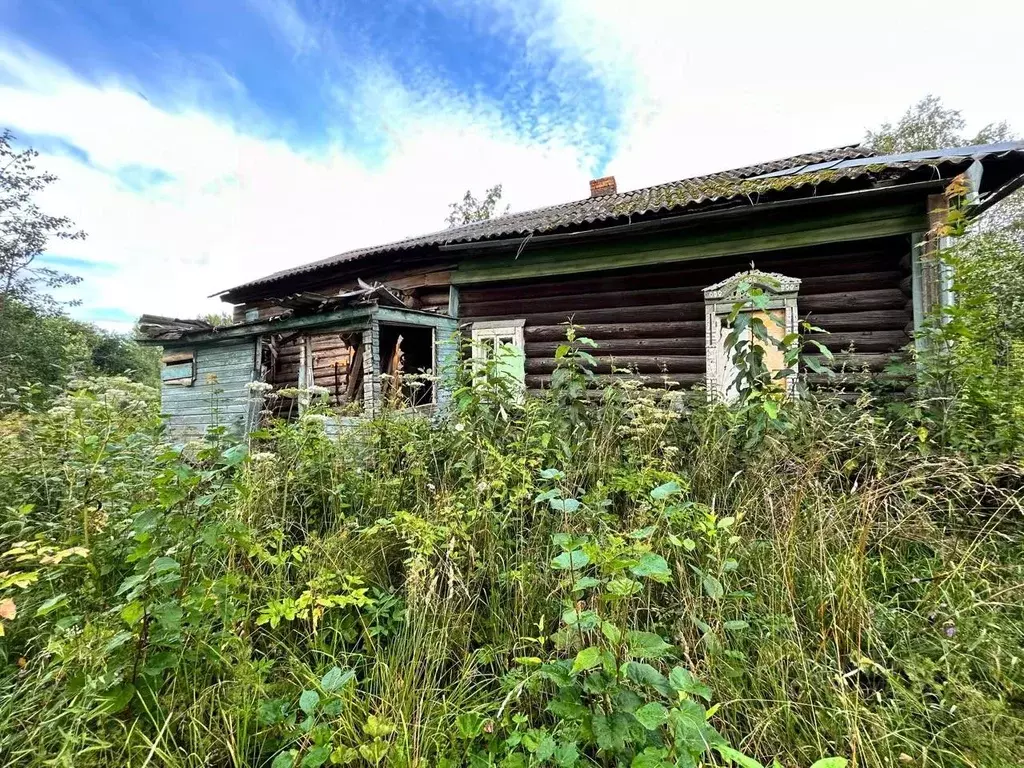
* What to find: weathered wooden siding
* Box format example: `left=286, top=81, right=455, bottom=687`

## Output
left=161, top=340, right=257, bottom=439
left=459, top=237, right=912, bottom=393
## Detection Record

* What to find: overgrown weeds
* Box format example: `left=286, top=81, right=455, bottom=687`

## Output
left=0, top=361, right=1020, bottom=767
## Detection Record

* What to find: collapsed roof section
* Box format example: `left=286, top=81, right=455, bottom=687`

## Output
left=138, top=282, right=412, bottom=345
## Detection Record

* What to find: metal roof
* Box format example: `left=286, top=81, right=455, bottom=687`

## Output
left=219, top=141, right=1024, bottom=298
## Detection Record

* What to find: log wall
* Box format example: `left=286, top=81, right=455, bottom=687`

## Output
left=458, top=236, right=913, bottom=393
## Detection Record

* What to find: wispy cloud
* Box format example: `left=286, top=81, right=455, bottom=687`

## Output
left=0, top=33, right=594, bottom=329
left=247, top=0, right=320, bottom=56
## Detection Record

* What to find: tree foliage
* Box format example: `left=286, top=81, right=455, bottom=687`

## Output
left=445, top=183, right=509, bottom=228
left=0, top=130, right=85, bottom=313
left=865, top=94, right=1014, bottom=154
left=0, top=130, right=157, bottom=409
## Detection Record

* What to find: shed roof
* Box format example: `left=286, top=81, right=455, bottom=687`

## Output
left=219, top=141, right=1024, bottom=299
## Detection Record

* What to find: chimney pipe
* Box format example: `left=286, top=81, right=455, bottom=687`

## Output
left=589, top=176, right=617, bottom=197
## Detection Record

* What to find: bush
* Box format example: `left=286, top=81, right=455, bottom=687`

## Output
left=0, top=364, right=1020, bottom=767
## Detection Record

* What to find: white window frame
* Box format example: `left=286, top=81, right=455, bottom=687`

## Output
left=470, top=319, right=526, bottom=391
left=702, top=270, right=800, bottom=401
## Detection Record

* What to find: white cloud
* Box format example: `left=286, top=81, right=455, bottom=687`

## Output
left=1, top=0, right=1022, bottom=331
left=0, top=37, right=594, bottom=331
left=491, top=0, right=1024, bottom=189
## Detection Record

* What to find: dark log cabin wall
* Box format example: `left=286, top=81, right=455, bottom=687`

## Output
left=458, top=236, right=913, bottom=394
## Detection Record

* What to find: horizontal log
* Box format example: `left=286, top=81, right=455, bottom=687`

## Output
left=804, top=330, right=909, bottom=353
left=806, top=352, right=905, bottom=373
left=462, top=270, right=904, bottom=319
left=471, top=302, right=705, bottom=327
left=526, top=355, right=705, bottom=375
left=526, top=372, right=703, bottom=390
left=526, top=337, right=705, bottom=357
left=800, top=289, right=906, bottom=313
left=807, top=310, right=910, bottom=332
left=525, top=321, right=705, bottom=341
left=460, top=243, right=904, bottom=304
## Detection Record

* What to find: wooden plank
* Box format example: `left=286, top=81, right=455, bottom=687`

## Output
left=526, top=355, right=705, bottom=375
left=470, top=302, right=705, bottom=327
left=804, top=330, right=909, bottom=352
left=157, top=308, right=373, bottom=347
left=800, top=289, right=906, bottom=313
left=805, top=309, right=910, bottom=331
left=162, top=351, right=194, bottom=364
left=458, top=243, right=904, bottom=304
left=525, top=372, right=702, bottom=389
left=525, top=321, right=705, bottom=341
left=526, top=337, right=705, bottom=356
left=461, top=269, right=904, bottom=318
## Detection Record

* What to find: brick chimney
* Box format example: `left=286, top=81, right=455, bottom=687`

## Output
left=589, top=175, right=617, bottom=197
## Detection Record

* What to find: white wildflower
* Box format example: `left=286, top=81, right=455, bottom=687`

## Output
left=454, top=422, right=465, bottom=432
left=246, top=381, right=274, bottom=393
left=251, top=451, right=278, bottom=463
left=306, top=385, right=330, bottom=397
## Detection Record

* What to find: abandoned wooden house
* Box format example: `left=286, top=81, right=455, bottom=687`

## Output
left=139, top=141, right=1024, bottom=439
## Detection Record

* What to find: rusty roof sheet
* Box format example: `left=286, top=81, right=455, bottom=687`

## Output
left=220, top=141, right=1024, bottom=297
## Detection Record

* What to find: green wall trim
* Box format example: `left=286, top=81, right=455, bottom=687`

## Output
left=451, top=205, right=926, bottom=286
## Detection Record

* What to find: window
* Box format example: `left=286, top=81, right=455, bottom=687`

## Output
left=161, top=352, right=195, bottom=386
left=470, top=320, right=526, bottom=390
left=378, top=323, right=436, bottom=408
left=702, top=271, right=800, bottom=401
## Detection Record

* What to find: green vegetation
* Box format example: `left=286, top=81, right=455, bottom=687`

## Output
left=1, top=262, right=1023, bottom=766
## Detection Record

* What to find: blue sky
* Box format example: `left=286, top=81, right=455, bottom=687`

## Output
left=1, top=0, right=1021, bottom=329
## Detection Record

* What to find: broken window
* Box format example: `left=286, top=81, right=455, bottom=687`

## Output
left=378, top=324, right=435, bottom=408
left=262, top=331, right=363, bottom=419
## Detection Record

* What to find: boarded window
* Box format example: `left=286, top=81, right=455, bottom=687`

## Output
left=470, top=320, right=526, bottom=391
left=161, top=352, right=195, bottom=386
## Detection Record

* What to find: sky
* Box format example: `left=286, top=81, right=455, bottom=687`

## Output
left=0, top=0, right=1021, bottom=331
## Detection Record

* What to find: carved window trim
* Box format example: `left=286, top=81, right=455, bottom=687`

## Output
left=702, top=270, right=801, bottom=400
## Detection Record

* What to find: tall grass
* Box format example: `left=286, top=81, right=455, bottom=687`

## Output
left=0, top=372, right=1020, bottom=767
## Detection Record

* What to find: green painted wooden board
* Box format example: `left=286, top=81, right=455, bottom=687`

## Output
left=161, top=362, right=194, bottom=382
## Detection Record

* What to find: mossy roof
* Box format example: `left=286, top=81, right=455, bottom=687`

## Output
left=220, top=141, right=1024, bottom=299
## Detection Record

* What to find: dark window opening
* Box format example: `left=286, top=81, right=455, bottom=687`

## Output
left=378, top=324, right=434, bottom=408
left=262, top=331, right=363, bottom=420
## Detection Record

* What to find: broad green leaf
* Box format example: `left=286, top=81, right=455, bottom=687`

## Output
left=320, top=666, right=354, bottom=693
left=573, top=576, right=602, bottom=591
left=702, top=574, right=725, bottom=600
left=631, top=747, right=671, bottom=768
left=606, top=576, right=642, bottom=596
left=271, top=750, right=297, bottom=768
left=623, top=661, right=672, bottom=697
left=561, top=607, right=599, bottom=629
left=120, top=601, right=145, bottom=626
left=539, top=468, right=564, bottom=480
left=35, top=593, right=67, bottom=617
left=298, top=689, right=319, bottom=716
left=455, top=712, right=485, bottom=739
left=634, top=701, right=669, bottom=730
left=220, top=444, right=248, bottom=466
left=723, top=620, right=749, bottom=631
left=551, top=549, right=590, bottom=570
left=301, top=745, right=331, bottom=768
left=549, top=497, right=581, bottom=513
left=669, top=667, right=712, bottom=702
left=630, top=553, right=671, bottom=582
left=600, top=620, right=622, bottom=644
left=553, top=741, right=579, bottom=767
left=571, top=646, right=602, bottom=675
left=715, top=745, right=765, bottom=768
left=809, top=760, right=848, bottom=768
left=626, top=630, right=674, bottom=659
left=650, top=481, right=682, bottom=500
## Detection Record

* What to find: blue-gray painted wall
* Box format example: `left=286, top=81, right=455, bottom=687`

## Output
left=160, top=340, right=257, bottom=440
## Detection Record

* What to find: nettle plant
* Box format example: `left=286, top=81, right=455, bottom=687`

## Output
left=721, top=280, right=833, bottom=445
